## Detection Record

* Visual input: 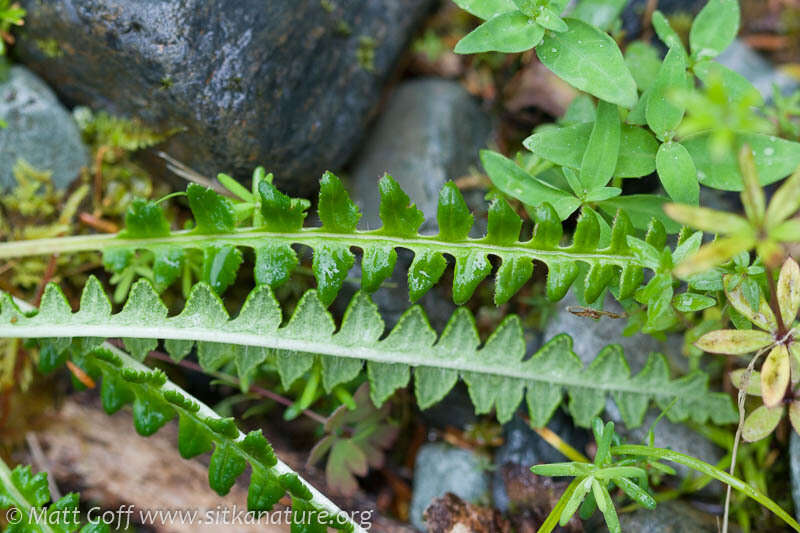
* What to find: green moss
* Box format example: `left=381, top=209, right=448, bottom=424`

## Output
left=34, top=38, right=62, bottom=58
left=356, top=36, right=376, bottom=73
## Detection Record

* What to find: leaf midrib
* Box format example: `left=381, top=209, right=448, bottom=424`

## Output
left=0, top=227, right=640, bottom=266
left=2, top=321, right=691, bottom=397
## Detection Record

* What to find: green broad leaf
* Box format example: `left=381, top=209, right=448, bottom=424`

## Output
left=318, top=171, right=360, bottom=233
left=208, top=442, right=247, bottom=496
left=132, top=390, right=173, bottom=436
left=570, top=0, right=626, bottom=30
left=546, top=261, right=581, bottom=302
left=656, top=142, right=699, bottom=204
left=258, top=180, right=307, bottom=232
left=202, top=245, right=243, bottom=295
left=673, top=292, right=716, bottom=312
left=178, top=413, right=214, bottom=458
left=454, top=12, right=545, bottom=54
left=100, top=369, right=135, bottom=414
left=152, top=247, right=184, bottom=292
left=494, top=256, right=533, bottom=305
left=625, top=41, right=662, bottom=93
left=248, top=468, right=284, bottom=511
left=408, top=251, right=448, bottom=302
left=694, top=60, right=763, bottom=106
left=312, top=244, right=355, bottom=306
left=536, top=18, right=637, bottom=108
left=255, top=243, right=298, bottom=288
left=360, top=245, right=397, bottom=293
left=690, top=0, right=740, bottom=61
left=485, top=198, right=522, bottom=244
left=695, top=329, right=773, bottom=355
left=187, top=183, right=237, bottom=234
left=651, top=11, right=688, bottom=63
left=452, top=0, right=516, bottom=19
left=561, top=94, right=596, bottom=124
left=579, top=100, right=620, bottom=191
left=742, top=404, right=783, bottom=442
left=122, top=199, right=170, bottom=238
left=378, top=174, right=425, bottom=237
left=437, top=182, right=474, bottom=241
left=626, top=236, right=661, bottom=270
left=683, top=133, right=800, bottom=190
left=584, top=187, right=621, bottom=203
left=10, top=466, right=50, bottom=507
left=646, top=46, right=688, bottom=139
left=597, top=195, right=679, bottom=232
left=536, top=6, right=568, bottom=32
left=524, top=124, right=658, bottom=178
left=452, top=251, right=492, bottom=304
left=480, top=150, right=580, bottom=220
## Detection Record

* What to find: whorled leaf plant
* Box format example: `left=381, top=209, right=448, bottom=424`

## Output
left=695, top=257, right=800, bottom=442
left=0, top=167, right=674, bottom=311
left=531, top=417, right=800, bottom=533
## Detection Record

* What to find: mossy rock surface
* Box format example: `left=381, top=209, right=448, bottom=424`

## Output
left=15, top=0, right=434, bottom=192
left=0, top=66, right=88, bottom=191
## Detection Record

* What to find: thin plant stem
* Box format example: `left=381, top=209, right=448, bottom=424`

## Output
left=723, top=345, right=769, bottom=533
left=613, top=444, right=800, bottom=532
left=141, top=346, right=329, bottom=426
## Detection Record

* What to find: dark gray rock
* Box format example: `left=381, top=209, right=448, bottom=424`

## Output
left=791, top=431, right=800, bottom=520
left=717, top=39, right=798, bottom=100
left=410, top=443, right=490, bottom=531
left=0, top=66, right=88, bottom=191
left=544, top=291, right=723, bottom=489
left=622, top=0, right=705, bottom=40
left=542, top=291, right=685, bottom=373
left=617, top=500, right=721, bottom=533
left=605, top=403, right=723, bottom=494
left=348, top=78, right=492, bottom=235
left=15, top=0, right=434, bottom=192
left=492, top=412, right=590, bottom=512
left=344, top=78, right=493, bottom=331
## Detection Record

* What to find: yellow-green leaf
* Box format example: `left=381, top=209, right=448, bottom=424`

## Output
left=695, top=329, right=773, bottom=355
left=770, top=219, right=800, bottom=242
left=761, top=345, right=790, bottom=408
left=739, top=146, right=765, bottom=226
left=742, top=404, right=783, bottom=442
left=725, top=277, right=777, bottom=332
left=778, top=258, right=800, bottom=327
left=673, top=236, right=755, bottom=278
left=789, top=401, right=800, bottom=436
left=730, top=369, right=761, bottom=396
left=765, top=159, right=800, bottom=226
left=663, top=203, right=751, bottom=235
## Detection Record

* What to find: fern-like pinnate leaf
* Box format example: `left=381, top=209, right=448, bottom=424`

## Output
left=2, top=298, right=363, bottom=533
left=0, top=170, right=654, bottom=308
left=0, top=457, right=109, bottom=533
left=0, top=278, right=736, bottom=429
